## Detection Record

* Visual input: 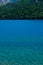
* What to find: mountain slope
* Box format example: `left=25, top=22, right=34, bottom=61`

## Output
left=0, top=0, right=43, bottom=19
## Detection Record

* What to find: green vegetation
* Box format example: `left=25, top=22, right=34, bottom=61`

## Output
left=0, top=0, right=43, bottom=19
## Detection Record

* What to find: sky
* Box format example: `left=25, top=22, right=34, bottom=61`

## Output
left=0, top=20, right=43, bottom=43
left=11, top=0, right=16, bottom=2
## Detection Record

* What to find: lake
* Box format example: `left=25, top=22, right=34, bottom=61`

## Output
left=0, top=20, right=43, bottom=65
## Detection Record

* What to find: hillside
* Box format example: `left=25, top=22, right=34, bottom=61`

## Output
left=0, top=0, right=43, bottom=19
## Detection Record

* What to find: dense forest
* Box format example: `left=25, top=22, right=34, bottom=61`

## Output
left=0, top=0, right=43, bottom=19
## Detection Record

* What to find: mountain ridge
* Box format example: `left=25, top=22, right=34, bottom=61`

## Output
left=0, top=0, right=43, bottom=5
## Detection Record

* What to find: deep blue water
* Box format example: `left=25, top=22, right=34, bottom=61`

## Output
left=0, top=20, right=43, bottom=65
left=0, top=20, right=43, bottom=42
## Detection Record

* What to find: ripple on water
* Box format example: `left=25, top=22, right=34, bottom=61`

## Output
left=0, top=47, right=43, bottom=65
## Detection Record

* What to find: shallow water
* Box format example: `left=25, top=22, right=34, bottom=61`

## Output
left=0, top=20, right=43, bottom=65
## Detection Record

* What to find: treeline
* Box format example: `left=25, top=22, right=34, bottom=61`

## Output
left=0, top=0, right=43, bottom=19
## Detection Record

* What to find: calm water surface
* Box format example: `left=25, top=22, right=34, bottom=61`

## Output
left=0, top=20, right=43, bottom=65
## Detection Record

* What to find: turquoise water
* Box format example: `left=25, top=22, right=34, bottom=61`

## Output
left=0, top=20, right=43, bottom=65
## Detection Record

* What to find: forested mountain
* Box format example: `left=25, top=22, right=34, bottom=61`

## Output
left=0, top=0, right=43, bottom=19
